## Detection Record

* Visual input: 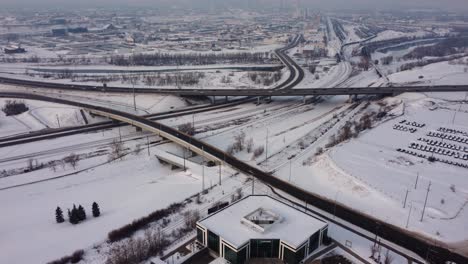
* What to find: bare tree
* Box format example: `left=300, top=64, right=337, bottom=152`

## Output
left=108, top=140, right=125, bottom=161
left=178, top=123, right=195, bottom=135
left=246, top=138, right=254, bottom=153
left=49, top=161, right=57, bottom=172
left=183, top=210, right=201, bottom=229
left=27, top=158, right=34, bottom=171
left=64, top=153, right=80, bottom=170
left=134, top=144, right=143, bottom=155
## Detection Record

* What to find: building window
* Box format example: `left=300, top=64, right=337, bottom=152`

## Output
left=309, top=231, right=320, bottom=253
left=208, top=231, right=220, bottom=254
left=250, top=239, right=279, bottom=258
left=197, top=227, right=204, bottom=245
left=322, top=227, right=331, bottom=245
left=283, top=245, right=306, bottom=264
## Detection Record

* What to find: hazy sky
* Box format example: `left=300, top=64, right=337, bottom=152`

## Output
left=0, top=0, right=467, bottom=11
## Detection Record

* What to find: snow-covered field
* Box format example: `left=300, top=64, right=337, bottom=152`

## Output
left=0, top=124, right=241, bottom=263
left=273, top=93, right=468, bottom=250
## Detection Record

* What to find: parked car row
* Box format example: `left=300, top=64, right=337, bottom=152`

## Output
left=397, top=148, right=468, bottom=168
left=393, top=124, right=417, bottom=133
left=437, top=127, right=468, bottom=137
left=417, top=138, right=468, bottom=152
left=427, top=131, right=468, bottom=144
left=399, top=119, right=425, bottom=128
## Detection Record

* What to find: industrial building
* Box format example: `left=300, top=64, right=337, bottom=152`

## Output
left=196, top=195, right=329, bottom=264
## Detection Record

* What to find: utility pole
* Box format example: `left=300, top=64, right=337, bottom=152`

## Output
left=403, top=189, right=409, bottom=208
left=421, top=182, right=432, bottom=222
left=192, top=114, right=195, bottom=128
left=56, top=114, right=61, bottom=128
left=333, top=191, right=340, bottom=220
left=118, top=126, right=122, bottom=142
left=183, top=148, right=186, bottom=171
left=202, top=147, right=205, bottom=192
left=414, top=172, right=419, bottom=189
left=252, top=177, right=255, bottom=195
left=406, top=202, right=413, bottom=228
left=147, top=136, right=150, bottom=156
left=218, top=163, right=222, bottom=186
left=265, top=128, right=269, bottom=165
left=289, top=159, right=292, bottom=182
left=132, top=83, right=136, bottom=112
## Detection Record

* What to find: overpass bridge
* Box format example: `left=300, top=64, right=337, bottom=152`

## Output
left=114, top=85, right=468, bottom=97
left=0, top=91, right=465, bottom=264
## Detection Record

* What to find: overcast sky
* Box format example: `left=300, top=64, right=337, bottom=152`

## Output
left=0, top=0, right=467, bottom=11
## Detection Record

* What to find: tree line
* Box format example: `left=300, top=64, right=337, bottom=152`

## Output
left=109, top=52, right=276, bottom=66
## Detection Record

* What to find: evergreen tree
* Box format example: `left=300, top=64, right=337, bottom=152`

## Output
left=69, top=204, right=79, bottom=224
left=77, top=205, right=86, bottom=221
left=92, top=202, right=100, bottom=217
left=67, top=208, right=71, bottom=220
left=55, top=206, right=65, bottom=223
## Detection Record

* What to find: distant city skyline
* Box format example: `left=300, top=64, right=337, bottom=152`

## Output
left=0, top=0, right=467, bottom=12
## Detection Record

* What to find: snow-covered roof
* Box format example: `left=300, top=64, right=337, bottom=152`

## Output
left=198, top=196, right=327, bottom=249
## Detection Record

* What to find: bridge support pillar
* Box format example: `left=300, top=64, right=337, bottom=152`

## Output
left=211, top=96, right=216, bottom=104
left=257, top=97, right=260, bottom=105
left=347, top=94, right=358, bottom=103
left=225, top=96, right=228, bottom=103
left=303, top=96, right=306, bottom=104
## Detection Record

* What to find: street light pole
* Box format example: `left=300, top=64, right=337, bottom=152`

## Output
left=333, top=191, right=341, bottom=220
left=406, top=202, right=413, bottom=228
left=421, top=181, right=432, bottom=222
left=289, top=159, right=292, bottom=182
left=265, top=128, right=269, bottom=165
left=133, top=83, right=136, bottom=112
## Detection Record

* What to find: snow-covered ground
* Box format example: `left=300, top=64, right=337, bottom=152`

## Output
left=388, top=58, right=468, bottom=86
left=0, top=84, right=190, bottom=116
left=0, top=98, right=106, bottom=137
left=372, top=30, right=431, bottom=42
left=0, top=124, right=241, bottom=263
left=273, top=93, right=468, bottom=249
left=297, top=61, right=352, bottom=89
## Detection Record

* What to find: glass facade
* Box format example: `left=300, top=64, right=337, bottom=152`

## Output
left=224, top=245, right=247, bottom=264
left=208, top=231, right=220, bottom=253
left=196, top=227, right=204, bottom=244
left=250, top=239, right=279, bottom=258
left=308, top=231, right=320, bottom=253
left=283, top=244, right=306, bottom=264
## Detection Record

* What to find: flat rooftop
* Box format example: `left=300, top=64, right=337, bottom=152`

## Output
left=199, top=196, right=327, bottom=249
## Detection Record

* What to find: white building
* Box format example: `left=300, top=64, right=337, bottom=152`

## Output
left=196, top=195, right=329, bottom=264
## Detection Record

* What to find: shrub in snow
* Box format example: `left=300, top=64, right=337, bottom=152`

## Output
left=92, top=202, right=101, bottom=217
left=183, top=210, right=200, bottom=229
left=252, top=146, right=265, bottom=159
left=2, top=100, right=29, bottom=116
left=177, top=122, right=195, bottom=136
left=77, top=205, right=86, bottom=221
left=106, top=229, right=170, bottom=264
left=107, top=202, right=184, bottom=242
left=55, top=207, right=65, bottom=223
left=63, top=153, right=80, bottom=170
left=108, top=140, right=126, bottom=161
left=47, top=249, right=84, bottom=264
left=450, top=184, right=456, bottom=193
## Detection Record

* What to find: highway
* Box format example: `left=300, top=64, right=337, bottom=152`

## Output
left=0, top=35, right=305, bottom=147
left=0, top=91, right=465, bottom=264
left=1, top=75, right=467, bottom=96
